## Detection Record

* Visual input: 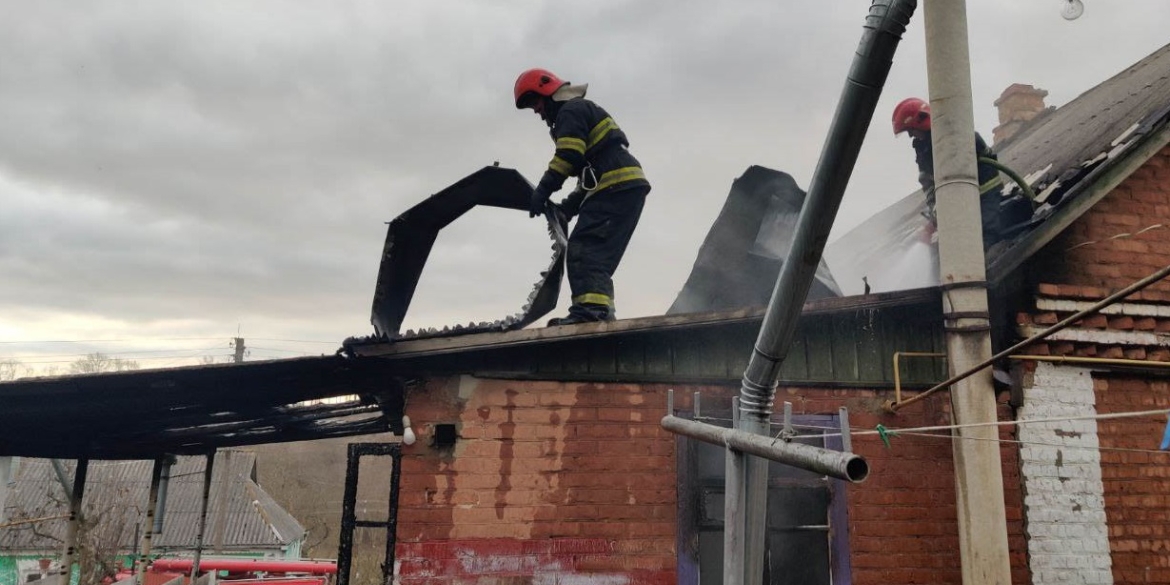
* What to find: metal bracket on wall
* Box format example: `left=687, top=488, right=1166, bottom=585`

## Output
left=337, top=442, right=403, bottom=585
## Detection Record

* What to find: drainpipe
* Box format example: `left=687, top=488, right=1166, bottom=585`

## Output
left=923, top=0, right=1012, bottom=583
left=727, top=2, right=916, bottom=583
left=153, top=457, right=174, bottom=534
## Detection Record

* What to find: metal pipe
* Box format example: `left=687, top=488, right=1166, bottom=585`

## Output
left=1009, top=354, right=1170, bottom=368
left=889, top=261, right=1170, bottom=412
left=662, top=416, right=869, bottom=482
left=723, top=401, right=745, bottom=585
left=153, top=457, right=173, bottom=534
left=893, top=352, right=947, bottom=403
left=738, top=0, right=918, bottom=421
left=59, top=459, right=87, bottom=585
left=190, top=452, right=216, bottom=581
left=153, top=559, right=337, bottom=575
left=727, top=2, right=915, bottom=582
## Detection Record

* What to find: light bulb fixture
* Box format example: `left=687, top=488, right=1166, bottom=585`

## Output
left=1061, top=0, right=1084, bottom=21
left=401, top=415, right=417, bottom=446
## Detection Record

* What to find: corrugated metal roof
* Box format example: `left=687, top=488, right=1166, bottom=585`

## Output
left=0, top=451, right=304, bottom=553
left=827, top=42, right=1170, bottom=295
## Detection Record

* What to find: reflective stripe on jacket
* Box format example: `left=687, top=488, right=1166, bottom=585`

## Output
left=536, top=98, right=649, bottom=199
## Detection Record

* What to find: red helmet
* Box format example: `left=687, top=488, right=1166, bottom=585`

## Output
left=514, top=68, right=567, bottom=109
left=892, top=97, right=931, bottom=134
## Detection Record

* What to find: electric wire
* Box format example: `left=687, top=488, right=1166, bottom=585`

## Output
left=889, top=429, right=1170, bottom=456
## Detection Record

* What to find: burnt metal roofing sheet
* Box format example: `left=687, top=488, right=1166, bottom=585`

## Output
left=361, top=165, right=567, bottom=343
left=0, top=451, right=304, bottom=553
left=0, top=356, right=403, bottom=460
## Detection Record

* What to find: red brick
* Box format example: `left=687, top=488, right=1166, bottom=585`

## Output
left=1033, top=312, right=1059, bottom=325
left=1109, top=316, right=1136, bottom=330
left=1050, top=342, right=1076, bottom=355
left=1124, top=347, right=1148, bottom=360
left=1099, top=346, right=1126, bottom=359
left=1076, top=314, right=1109, bottom=329
left=1135, top=317, right=1158, bottom=330
left=1037, top=283, right=1062, bottom=296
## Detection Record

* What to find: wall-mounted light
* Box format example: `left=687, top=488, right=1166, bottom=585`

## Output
left=1061, top=0, right=1084, bottom=20
left=401, top=415, right=417, bottom=446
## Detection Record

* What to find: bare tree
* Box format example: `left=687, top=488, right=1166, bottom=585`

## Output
left=0, top=358, right=32, bottom=381
left=68, top=353, right=140, bottom=375
left=17, top=480, right=138, bottom=584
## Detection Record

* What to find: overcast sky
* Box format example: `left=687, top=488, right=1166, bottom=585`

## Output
left=0, top=1, right=1167, bottom=372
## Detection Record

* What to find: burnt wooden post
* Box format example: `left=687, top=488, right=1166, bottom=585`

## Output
left=337, top=443, right=403, bottom=585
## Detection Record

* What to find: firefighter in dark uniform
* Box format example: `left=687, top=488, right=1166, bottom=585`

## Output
left=514, top=68, right=650, bottom=326
left=893, top=97, right=1004, bottom=249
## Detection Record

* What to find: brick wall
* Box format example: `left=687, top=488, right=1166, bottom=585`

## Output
left=397, top=378, right=1028, bottom=584
left=396, top=376, right=676, bottom=585
left=778, top=386, right=1028, bottom=585
left=1093, top=375, right=1170, bottom=585
left=1038, top=144, right=1170, bottom=295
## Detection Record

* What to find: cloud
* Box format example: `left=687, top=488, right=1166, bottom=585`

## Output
left=0, top=0, right=1167, bottom=369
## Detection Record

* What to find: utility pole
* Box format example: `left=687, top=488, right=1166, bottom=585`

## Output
left=233, top=338, right=245, bottom=363
left=923, top=1, right=1012, bottom=583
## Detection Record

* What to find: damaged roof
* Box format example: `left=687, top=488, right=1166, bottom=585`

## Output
left=827, top=41, right=1170, bottom=295
left=0, top=356, right=403, bottom=460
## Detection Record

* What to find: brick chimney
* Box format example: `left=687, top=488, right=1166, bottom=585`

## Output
left=993, top=84, right=1049, bottom=145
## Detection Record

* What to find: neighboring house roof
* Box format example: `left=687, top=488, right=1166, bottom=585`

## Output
left=0, top=356, right=403, bottom=460
left=827, top=42, right=1170, bottom=295
left=0, top=451, right=305, bottom=553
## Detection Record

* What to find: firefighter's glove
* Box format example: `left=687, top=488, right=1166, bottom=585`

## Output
left=559, top=187, right=586, bottom=220
left=529, top=186, right=551, bottom=218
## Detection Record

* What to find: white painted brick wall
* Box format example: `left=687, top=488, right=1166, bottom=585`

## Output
left=1019, top=363, right=1114, bottom=585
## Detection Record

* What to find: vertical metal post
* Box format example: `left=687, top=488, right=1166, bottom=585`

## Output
left=723, top=400, right=745, bottom=585
left=337, top=444, right=361, bottom=585
left=383, top=447, right=403, bottom=585
left=191, top=452, right=216, bottom=581
left=153, top=457, right=173, bottom=534
left=136, top=459, right=164, bottom=585
left=59, top=459, right=88, bottom=585
left=924, top=0, right=1012, bottom=583
left=839, top=407, right=853, bottom=453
